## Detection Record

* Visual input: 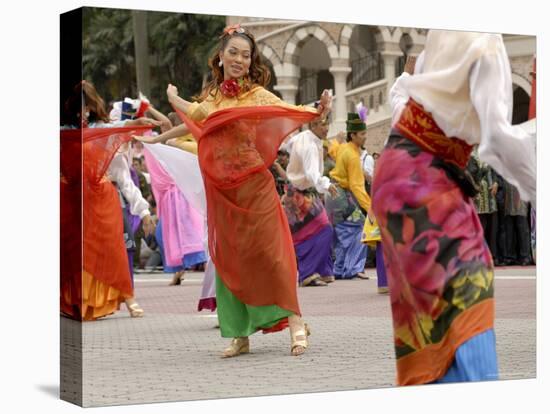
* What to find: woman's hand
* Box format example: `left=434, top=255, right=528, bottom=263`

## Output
left=367, top=207, right=376, bottom=223
left=317, top=89, right=332, bottom=118
left=159, top=119, right=173, bottom=133
left=145, top=105, right=173, bottom=133
left=126, top=117, right=161, bottom=127
left=166, top=138, right=179, bottom=147
left=132, top=135, right=158, bottom=144
left=328, top=184, right=338, bottom=198
left=136, top=117, right=161, bottom=127
left=404, top=56, right=417, bottom=75
left=167, top=84, right=179, bottom=101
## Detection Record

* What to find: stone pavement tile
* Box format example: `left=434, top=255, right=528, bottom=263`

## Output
left=494, top=280, right=536, bottom=319
left=64, top=267, right=535, bottom=407
left=60, top=318, right=83, bottom=405
left=495, top=319, right=536, bottom=380
left=77, top=313, right=535, bottom=407
left=80, top=315, right=394, bottom=406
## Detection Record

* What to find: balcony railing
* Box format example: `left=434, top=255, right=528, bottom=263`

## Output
left=349, top=52, right=384, bottom=90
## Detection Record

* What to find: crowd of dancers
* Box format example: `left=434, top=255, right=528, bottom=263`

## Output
left=60, top=24, right=536, bottom=385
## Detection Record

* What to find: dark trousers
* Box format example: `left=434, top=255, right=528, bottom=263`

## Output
left=479, top=212, right=498, bottom=260
left=133, top=223, right=145, bottom=269
left=365, top=246, right=376, bottom=268
left=504, top=215, right=532, bottom=264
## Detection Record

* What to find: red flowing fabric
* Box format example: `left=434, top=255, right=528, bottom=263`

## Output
left=528, top=57, right=536, bottom=120
left=176, top=106, right=318, bottom=314
left=60, top=126, right=151, bottom=316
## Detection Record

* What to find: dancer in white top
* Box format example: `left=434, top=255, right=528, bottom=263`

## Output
left=284, top=111, right=338, bottom=286
left=371, top=30, right=535, bottom=385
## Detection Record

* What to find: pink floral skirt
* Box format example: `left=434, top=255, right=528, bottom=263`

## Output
left=372, top=133, right=495, bottom=385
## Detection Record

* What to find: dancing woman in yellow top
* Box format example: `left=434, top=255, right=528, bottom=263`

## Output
left=136, top=24, right=331, bottom=357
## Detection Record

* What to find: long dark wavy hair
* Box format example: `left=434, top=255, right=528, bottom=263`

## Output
left=195, top=27, right=271, bottom=102
left=63, top=80, right=110, bottom=126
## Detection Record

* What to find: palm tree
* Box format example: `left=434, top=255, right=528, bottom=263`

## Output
left=82, top=8, right=225, bottom=112
left=132, top=10, right=151, bottom=97
left=148, top=12, right=224, bottom=112
left=82, top=8, right=136, bottom=104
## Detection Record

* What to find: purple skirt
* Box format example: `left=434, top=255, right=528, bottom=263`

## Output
left=295, top=224, right=334, bottom=283
left=376, top=243, right=387, bottom=288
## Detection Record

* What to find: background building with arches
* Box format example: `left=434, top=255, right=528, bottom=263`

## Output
left=227, top=16, right=535, bottom=153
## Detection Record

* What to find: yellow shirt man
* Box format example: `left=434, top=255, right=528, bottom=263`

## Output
left=330, top=142, right=372, bottom=212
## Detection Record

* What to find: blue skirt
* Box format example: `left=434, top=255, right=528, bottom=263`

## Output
left=333, top=221, right=367, bottom=278
left=435, top=329, right=499, bottom=383
left=156, top=219, right=206, bottom=273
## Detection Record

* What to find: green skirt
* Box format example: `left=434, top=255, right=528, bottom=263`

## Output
left=215, top=273, right=293, bottom=338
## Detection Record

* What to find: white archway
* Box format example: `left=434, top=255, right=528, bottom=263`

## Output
left=283, top=24, right=339, bottom=63
left=259, top=43, right=283, bottom=78
left=512, top=73, right=532, bottom=97
left=338, top=24, right=355, bottom=59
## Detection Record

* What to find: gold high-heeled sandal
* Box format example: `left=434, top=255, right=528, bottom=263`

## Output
left=125, top=299, right=144, bottom=318
left=222, top=337, right=250, bottom=358
left=290, top=322, right=311, bottom=356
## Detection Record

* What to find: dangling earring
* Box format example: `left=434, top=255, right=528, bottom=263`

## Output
left=219, top=60, right=223, bottom=67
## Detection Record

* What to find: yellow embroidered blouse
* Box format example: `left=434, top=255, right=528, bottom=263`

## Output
left=186, top=85, right=317, bottom=121
left=170, top=133, right=198, bottom=155
left=183, top=85, right=318, bottom=185
left=330, top=142, right=372, bottom=211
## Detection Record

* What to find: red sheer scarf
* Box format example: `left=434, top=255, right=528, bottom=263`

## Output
left=60, top=126, right=151, bottom=307
left=176, top=106, right=318, bottom=314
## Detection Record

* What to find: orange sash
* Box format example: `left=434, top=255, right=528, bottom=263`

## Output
left=395, top=98, right=473, bottom=169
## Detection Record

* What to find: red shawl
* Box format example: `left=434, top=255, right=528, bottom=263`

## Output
left=176, top=106, right=318, bottom=314
left=60, top=126, right=151, bottom=303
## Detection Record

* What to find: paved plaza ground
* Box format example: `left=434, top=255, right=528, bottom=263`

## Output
left=60, top=267, right=536, bottom=407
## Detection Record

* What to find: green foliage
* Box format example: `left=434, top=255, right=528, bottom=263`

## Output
left=82, top=8, right=136, bottom=104
left=148, top=12, right=225, bottom=113
left=82, top=7, right=225, bottom=113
